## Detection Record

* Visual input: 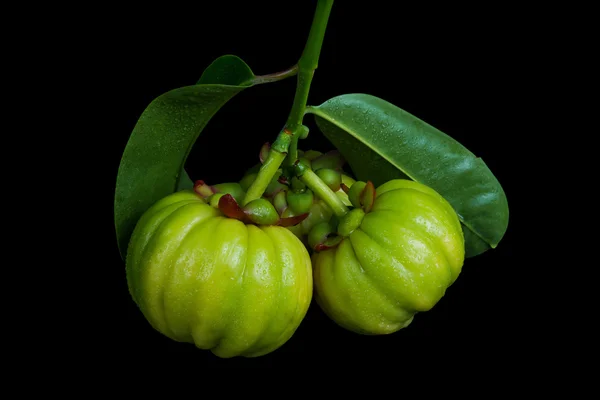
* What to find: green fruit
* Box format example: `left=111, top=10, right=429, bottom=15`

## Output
left=312, top=179, right=465, bottom=335
left=126, top=189, right=313, bottom=358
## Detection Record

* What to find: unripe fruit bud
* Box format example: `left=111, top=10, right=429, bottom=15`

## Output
left=308, top=221, right=333, bottom=251
left=316, top=168, right=341, bottom=192
left=273, top=190, right=288, bottom=215
left=287, top=189, right=314, bottom=215
left=243, top=198, right=280, bottom=225
left=298, top=125, right=310, bottom=140
left=311, top=150, right=344, bottom=171
left=302, top=150, right=323, bottom=161
left=212, top=182, right=246, bottom=205
left=348, top=181, right=367, bottom=209
left=337, top=208, right=365, bottom=237
left=346, top=180, right=375, bottom=212
left=209, top=193, right=225, bottom=208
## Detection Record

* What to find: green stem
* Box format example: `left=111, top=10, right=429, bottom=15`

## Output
left=287, top=135, right=299, bottom=167
left=295, top=162, right=349, bottom=218
left=285, top=125, right=308, bottom=167
left=285, top=0, right=333, bottom=132
left=251, top=65, right=298, bottom=85
left=242, top=0, right=334, bottom=206
left=243, top=150, right=286, bottom=205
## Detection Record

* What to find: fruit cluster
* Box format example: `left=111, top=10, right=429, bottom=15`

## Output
left=125, top=142, right=465, bottom=358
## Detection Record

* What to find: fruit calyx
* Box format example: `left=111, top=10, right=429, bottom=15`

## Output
left=218, top=194, right=308, bottom=227
left=194, top=180, right=245, bottom=204
left=308, top=221, right=343, bottom=252
left=347, top=180, right=376, bottom=213
left=337, top=208, right=365, bottom=237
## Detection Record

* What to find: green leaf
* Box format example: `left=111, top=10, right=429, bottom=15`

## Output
left=114, top=55, right=258, bottom=260
left=197, top=54, right=255, bottom=85
left=306, top=93, right=509, bottom=258
left=176, top=168, right=194, bottom=191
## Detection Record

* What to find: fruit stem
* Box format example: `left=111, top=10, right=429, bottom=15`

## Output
left=294, top=161, right=349, bottom=218
left=243, top=147, right=288, bottom=206
left=285, top=125, right=308, bottom=167
left=242, top=0, right=334, bottom=206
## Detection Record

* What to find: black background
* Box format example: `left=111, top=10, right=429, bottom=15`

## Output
left=100, top=1, right=528, bottom=370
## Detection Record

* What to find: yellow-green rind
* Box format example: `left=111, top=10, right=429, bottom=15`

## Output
left=126, top=189, right=313, bottom=358
left=312, top=179, right=465, bottom=335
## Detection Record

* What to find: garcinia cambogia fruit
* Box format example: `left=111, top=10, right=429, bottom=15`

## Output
left=125, top=189, right=313, bottom=358
left=311, top=179, right=465, bottom=335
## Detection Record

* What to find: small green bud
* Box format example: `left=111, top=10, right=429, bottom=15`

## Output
left=311, top=150, right=345, bottom=171
left=298, top=125, right=310, bottom=140
left=273, top=190, right=288, bottom=215
left=337, top=208, right=365, bottom=237
left=348, top=181, right=367, bottom=209
left=316, top=168, right=342, bottom=192
left=212, top=182, right=245, bottom=204
left=308, top=221, right=334, bottom=251
left=243, top=198, right=280, bottom=225
left=287, top=189, right=314, bottom=215
left=302, top=150, right=323, bottom=161
left=209, top=193, right=225, bottom=208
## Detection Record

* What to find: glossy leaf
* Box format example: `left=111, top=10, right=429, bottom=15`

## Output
left=176, top=168, right=194, bottom=191
left=306, top=93, right=509, bottom=257
left=115, top=55, right=272, bottom=259
left=197, top=54, right=255, bottom=85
